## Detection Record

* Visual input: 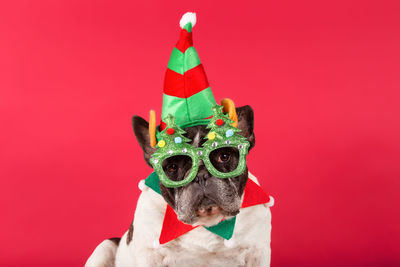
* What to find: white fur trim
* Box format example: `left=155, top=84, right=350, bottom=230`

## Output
left=265, top=196, right=275, bottom=207
left=224, top=238, right=235, bottom=248
left=180, top=12, right=197, bottom=29
left=138, top=180, right=148, bottom=191
left=153, top=240, right=160, bottom=249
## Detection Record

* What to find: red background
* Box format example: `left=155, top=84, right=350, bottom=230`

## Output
left=1, top=1, right=399, bottom=266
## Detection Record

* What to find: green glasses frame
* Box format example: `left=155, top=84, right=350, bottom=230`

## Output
left=151, top=140, right=250, bottom=188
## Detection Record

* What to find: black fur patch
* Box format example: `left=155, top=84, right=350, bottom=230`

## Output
left=126, top=223, right=134, bottom=245
left=108, top=237, right=121, bottom=246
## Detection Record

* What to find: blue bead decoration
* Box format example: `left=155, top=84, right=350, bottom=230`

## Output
left=226, top=129, right=234, bottom=137
left=174, top=137, right=182, bottom=144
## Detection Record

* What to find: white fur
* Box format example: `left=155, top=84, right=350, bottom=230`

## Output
left=86, top=239, right=119, bottom=267
left=180, top=12, right=197, bottom=29
left=86, top=172, right=272, bottom=267
left=192, top=131, right=201, bottom=147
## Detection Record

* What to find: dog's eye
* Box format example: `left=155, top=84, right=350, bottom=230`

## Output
left=218, top=152, right=231, bottom=163
left=166, top=163, right=178, bottom=173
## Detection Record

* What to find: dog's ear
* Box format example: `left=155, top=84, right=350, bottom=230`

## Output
left=236, top=105, right=255, bottom=151
left=132, top=116, right=157, bottom=166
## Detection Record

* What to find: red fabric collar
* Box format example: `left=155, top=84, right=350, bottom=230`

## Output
left=159, top=178, right=270, bottom=244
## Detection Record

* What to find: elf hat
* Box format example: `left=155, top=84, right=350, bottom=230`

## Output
left=148, top=12, right=238, bottom=147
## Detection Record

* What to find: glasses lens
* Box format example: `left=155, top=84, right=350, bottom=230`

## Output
left=162, top=155, right=193, bottom=181
left=209, top=147, right=240, bottom=173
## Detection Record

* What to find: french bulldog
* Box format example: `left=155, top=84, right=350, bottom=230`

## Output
left=86, top=105, right=272, bottom=267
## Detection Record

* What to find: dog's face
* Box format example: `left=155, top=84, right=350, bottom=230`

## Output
left=133, top=106, right=255, bottom=226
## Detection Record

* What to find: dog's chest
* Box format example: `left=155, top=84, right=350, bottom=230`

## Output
left=124, top=174, right=272, bottom=267
left=130, top=205, right=270, bottom=266
left=141, top=208, right=271, bottom=267
left=159, top=241, right=250, bottom=267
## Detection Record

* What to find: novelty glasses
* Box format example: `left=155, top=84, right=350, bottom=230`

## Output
left=150, top=105, right=250, bottom=188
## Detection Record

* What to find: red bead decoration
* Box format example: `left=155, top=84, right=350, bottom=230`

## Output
left=166, top=128, right=175, bottom=135
left=216, top=119, right=224, bottom=126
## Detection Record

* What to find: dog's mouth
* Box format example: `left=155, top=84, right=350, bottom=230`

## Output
left=178, top=206, right=240, bottom=227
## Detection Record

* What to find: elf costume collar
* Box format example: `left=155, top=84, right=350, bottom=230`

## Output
left=139, top=172, right=274, bottom=247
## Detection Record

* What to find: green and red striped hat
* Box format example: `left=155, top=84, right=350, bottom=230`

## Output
left=160, top=12, right=216, bottom=130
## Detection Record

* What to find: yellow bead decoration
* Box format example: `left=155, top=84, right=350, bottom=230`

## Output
left=158, top=140, right=166, bottom=148
left=207, top=132, right=216, bottom=140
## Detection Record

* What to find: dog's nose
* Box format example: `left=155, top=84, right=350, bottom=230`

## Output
left=197, top=205, right=221, bottom=217
left=195, top=165, right=210, bottom=185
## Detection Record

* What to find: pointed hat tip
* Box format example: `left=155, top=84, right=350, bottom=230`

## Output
left=180, top=12, right=196, bottom=29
